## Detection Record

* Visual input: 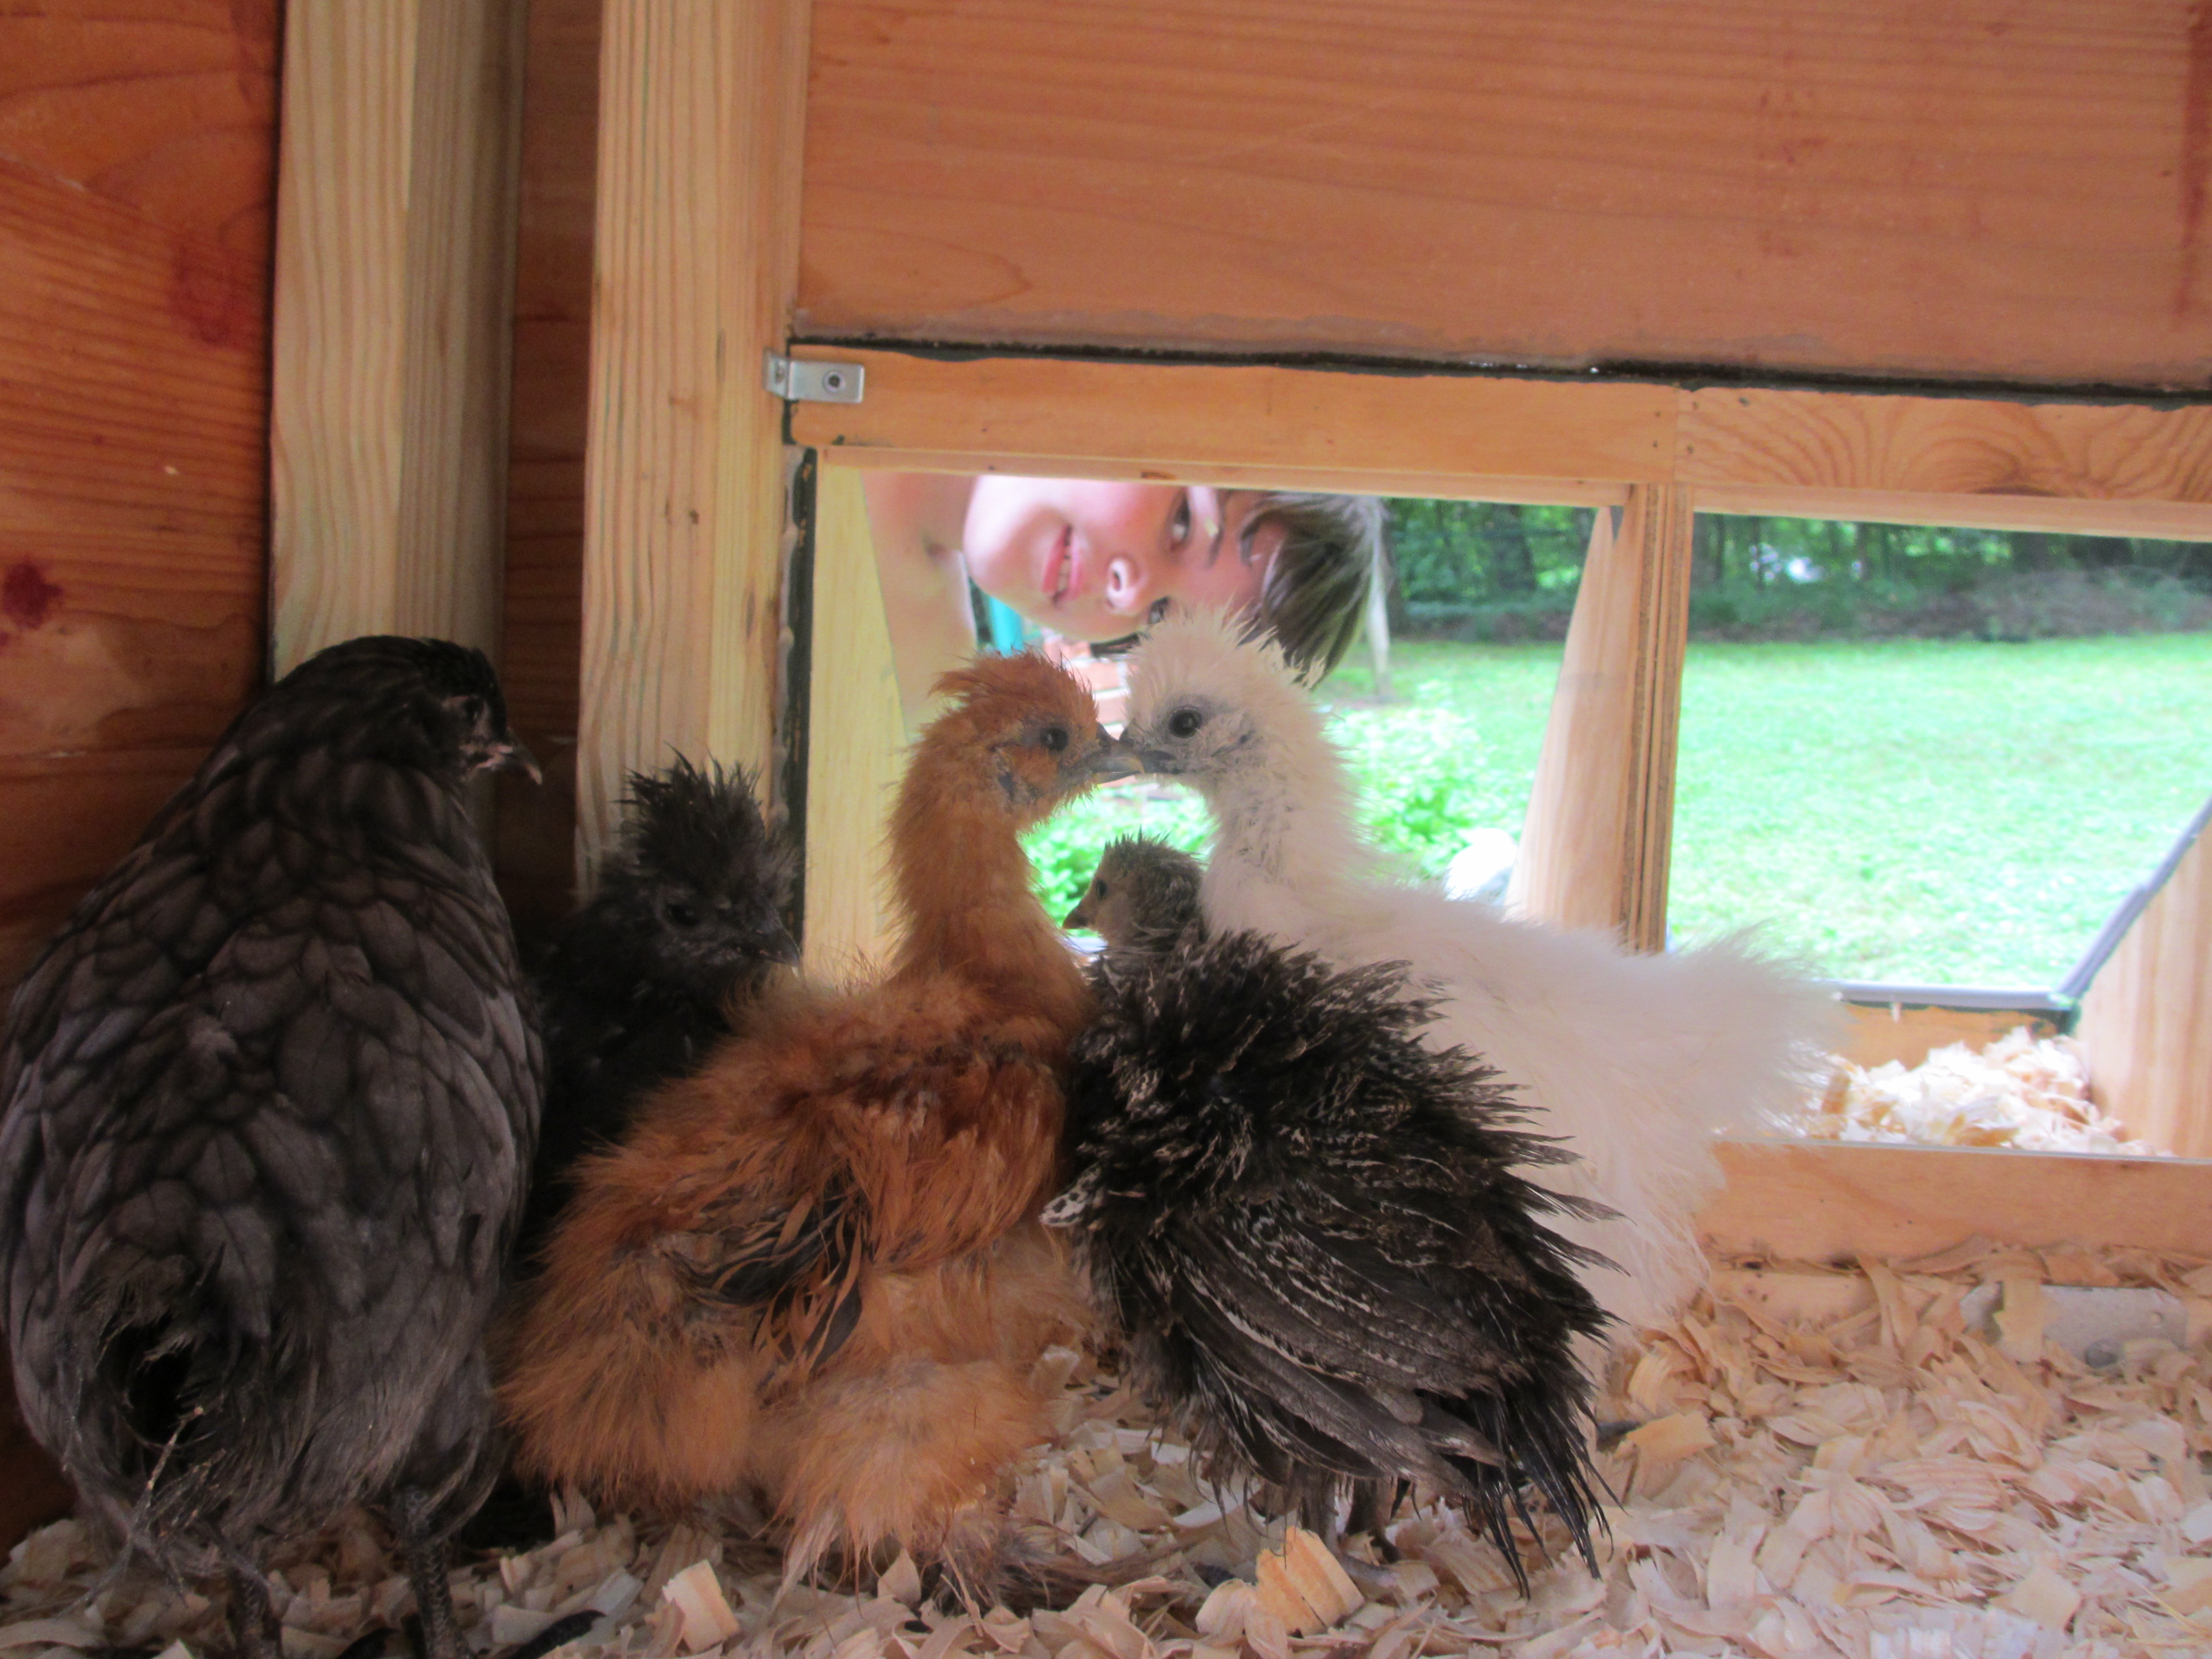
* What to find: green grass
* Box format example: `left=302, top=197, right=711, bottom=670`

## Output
left=1668, top=634, right=2212, bottom=984
left=1025, top=633, right=2212, bottom=988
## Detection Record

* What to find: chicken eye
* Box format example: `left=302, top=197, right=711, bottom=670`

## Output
left=1146, top=598, right=1171, bottom=626
left=1167, top=708, right=1204, bottom=739
left=1040, top=726, right=1070, bottom=753
left=664, top=900, right=701, bottom=927
left=1094, top=879, right=1111, bottom=900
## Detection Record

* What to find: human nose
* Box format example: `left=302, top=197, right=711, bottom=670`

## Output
left=1103, top=552, right=1152, bottom=616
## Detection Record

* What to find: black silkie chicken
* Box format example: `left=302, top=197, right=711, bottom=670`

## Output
left=1048, top=837, right=1610, bottom=1584
left=0, top=638, right=543, bottom=1659
left=521, top=757, right=797, bottom=1260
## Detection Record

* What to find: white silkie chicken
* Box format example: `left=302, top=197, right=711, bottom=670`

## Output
left=1122, top=613, right=1838, bottom=1335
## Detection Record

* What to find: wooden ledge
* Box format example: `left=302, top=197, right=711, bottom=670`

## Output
left=1702, top=1140, right=2212, bottom=1266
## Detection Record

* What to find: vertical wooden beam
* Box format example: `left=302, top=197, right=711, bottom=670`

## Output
left=573, top=0, right=811, bottom=876
left=493, top=0, right=603, bottom=939
left=802, top=468, right=908, bottom=975
left=1506, top=484, right=1694, bottom=950
left=270, top=0, right=528, bottom=671
left=2079, top=817, right=2212, bottom=1156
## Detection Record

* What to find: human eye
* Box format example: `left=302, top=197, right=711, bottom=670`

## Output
left=1167, top=492, right=1192, bottom=551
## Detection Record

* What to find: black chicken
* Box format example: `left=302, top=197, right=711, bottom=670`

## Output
left=521, top=756, right=797, bottom=1262
left=1048, top=839, right=1611, bottom=1585
left=0, top=637, right=543, bottom=1659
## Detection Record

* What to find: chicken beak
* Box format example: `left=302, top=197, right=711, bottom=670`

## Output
left=1086, top=732, right=1141, bottom=780
left=1135, top=748, right=1181, bottom=775
left=494, top=738, right=542, bottom=784
left=763, top=924, right=801, bottom=967
left=1063, top=900, right=1092, bottom=930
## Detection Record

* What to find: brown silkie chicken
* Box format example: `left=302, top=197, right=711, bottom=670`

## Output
left=500, top=655, right=1135, bottom=1590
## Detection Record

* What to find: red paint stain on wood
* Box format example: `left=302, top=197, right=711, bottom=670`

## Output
left=2, top=564, right=62, bottom=632
left=2181, top=0, right=2212, bottom=317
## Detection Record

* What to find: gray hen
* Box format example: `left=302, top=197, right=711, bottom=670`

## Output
left=0, top=636, right=542, bottom=1659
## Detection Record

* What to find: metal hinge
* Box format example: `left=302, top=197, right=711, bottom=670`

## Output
left=764, top=353, right=865, bottom=404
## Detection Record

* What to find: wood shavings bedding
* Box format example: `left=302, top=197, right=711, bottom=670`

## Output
left=1798, top=1027, right=2159, bottom=1156
left=8, top=1238, right=2212, bottom=1659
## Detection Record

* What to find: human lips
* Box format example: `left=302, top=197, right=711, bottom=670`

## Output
left=1043, top=525, right=1077, bottom=608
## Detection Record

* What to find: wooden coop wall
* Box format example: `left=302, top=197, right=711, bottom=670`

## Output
left=798, top=0, right=2212, bottom=388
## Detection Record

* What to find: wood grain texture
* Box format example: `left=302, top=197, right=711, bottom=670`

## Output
left=801, top=469, right=906, bottom=976
left=0, top=4, right=274, bottom=989
left=1702, top=1141, right=2212, bottom=1264
left=791, top=350, right=1675, bottom=486
left=797, top=354, right=2212, bottom=536
left=1506, top=486, right=1693, bottom=949
left=576, top=0, right=811, bottom=874
left=1682, top=387, right=2212, bottom=505
left=0, top=0, right=279, bottom=1547
left=801, top=0, right=2212, bottom=387
left=2080, top=817, right=2212, bottom=1157
left=270, top=0, right=527, bottom=672
left=494, top=0, right=601, bottom=940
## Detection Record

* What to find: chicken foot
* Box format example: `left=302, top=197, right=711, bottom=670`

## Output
left=222, top=1552, right=280, bottom=1659
left=392, top=1487, right=468, bottom=1659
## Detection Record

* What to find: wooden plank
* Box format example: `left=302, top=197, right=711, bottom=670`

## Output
left=801, top=0, right=2212, bottom=388
left=2080, top=815, right=2212, bottom=1156
left=576, top=0, right=811, bottom=871
left=269, top=0, right=528, bottom=672
left=797, top=354, right=2212, bottom=540
left=1506, top=485, right=1693, bottom=949
left=1681, top=387, right=2212, bottom=513
left=0, top=9, right=274, bottom=997
left=801, top=470, right=907, bottom=975
left=811, top=446, right=1634, bottom=509
left=1703, top=1141, right=2212, bottom=1264
left=494, top=0, right=602, bottom=940
left=1841, top=1002, right=2061, bottom=1073
left=791, top=351, right=1676, bottom=487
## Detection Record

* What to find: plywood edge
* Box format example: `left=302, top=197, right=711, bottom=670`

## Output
left=1702, top=1140, right=2212, bottom=1264
left=810, top=447, right=1634, bottom=508
left=787, top=352, right=2212, bottom=538
left=789, top=349, right=1677, bottom=484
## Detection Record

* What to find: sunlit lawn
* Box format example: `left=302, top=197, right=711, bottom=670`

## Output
left=1026, top=633, right=2212, bottom=987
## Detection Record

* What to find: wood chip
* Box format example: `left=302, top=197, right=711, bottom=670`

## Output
left=659, top=1561, right=738, bottom=1653
left=12, top=1241, right=2212, bottom=1659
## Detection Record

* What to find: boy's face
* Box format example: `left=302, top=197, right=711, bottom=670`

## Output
left=962, top=479, right=1285, bottom=641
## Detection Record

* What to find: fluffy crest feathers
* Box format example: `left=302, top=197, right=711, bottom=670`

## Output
left=930, top=650, right=1102, bottom=735
left=1124, top=612, right=1376, bottom=899
left=614, top=755, right=796, bottom=916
